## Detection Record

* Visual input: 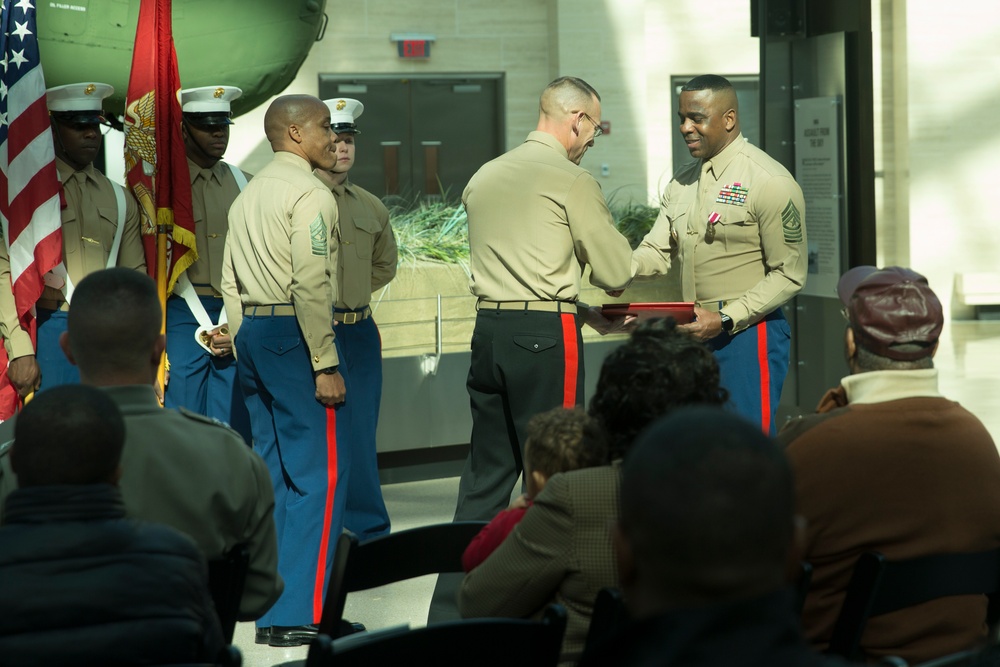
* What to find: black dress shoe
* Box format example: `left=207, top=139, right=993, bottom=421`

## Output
left=254, top=627, right=271, bottom=645
left=269, top=624, right=318, bottom=647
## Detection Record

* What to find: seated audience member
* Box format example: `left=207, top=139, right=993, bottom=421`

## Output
left=462, top=407, right=608, bottom=572
left=779, top=266, right=1000, bottom=664
left=0, top=385, right=224, bottom=665
left=459, top=319, right=727, bottom=665
left=581, top=407, right=849, bottom=667
left=0, top=268, right=283, bottom=619
left=0, top=439, right=12, bottom=501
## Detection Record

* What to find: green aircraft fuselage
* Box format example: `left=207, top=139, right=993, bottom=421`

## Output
left=37, top=0, right=328, bottom=117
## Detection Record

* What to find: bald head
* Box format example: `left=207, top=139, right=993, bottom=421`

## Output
left=265, top=95, right=325, bottom=145
left=263, top=94, right=336, bottom=170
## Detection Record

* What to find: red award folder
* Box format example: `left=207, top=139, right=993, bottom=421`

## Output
left=601, top=302, right=696, bottom=324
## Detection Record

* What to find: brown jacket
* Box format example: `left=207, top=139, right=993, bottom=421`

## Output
left=780, top=370, right=1000, bottom=663
left=459, top=463, right=621, bottom=665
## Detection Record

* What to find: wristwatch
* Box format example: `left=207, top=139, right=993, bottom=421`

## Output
left=719, top=312, right=734, bottom=334
left=314, top=365, right=339, bottom=377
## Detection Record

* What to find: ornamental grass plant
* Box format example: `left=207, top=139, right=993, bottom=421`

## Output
left=387, top=190, right=659, bottom=265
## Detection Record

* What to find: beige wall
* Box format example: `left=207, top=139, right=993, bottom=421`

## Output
left=872, top=0, right=1000, bottom=318
left=898, top=2, right=1000, bottom=318
left=230, top=0, right=553, bottom=177
left=227, top=0, right=759, bottom=206
left=222, top=0, right=996, bottom=320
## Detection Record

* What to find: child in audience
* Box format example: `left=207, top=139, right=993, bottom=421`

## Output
left=462, top=406, right=608, bottom=571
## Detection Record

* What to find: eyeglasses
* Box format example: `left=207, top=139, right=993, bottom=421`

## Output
left=582, top=112, right=603, bottom=139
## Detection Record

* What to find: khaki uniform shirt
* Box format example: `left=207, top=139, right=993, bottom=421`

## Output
left=221, top=152, right=340, bottom=369
left=186, top=159, right=249, bottom=293
left=466, top=131, right=633, bottom=302
left=632, top=135, right=807, bottom=332
left=0, top=385, right=284, bottom=620
left=0, top=158, right=146, bottom=359
left=330, top=180, right=397, bottom=310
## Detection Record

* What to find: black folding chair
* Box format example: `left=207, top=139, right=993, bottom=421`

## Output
left=206, top=544, right=250, bottom=644
left=827, top=548, right=1000, bottom=661
left=916, top=640, right=1000, bottom=667
left=583, top=587, right=629, bottom=655
left=795, top=560, right=814, bottom=615
left=158, top=644, right=242, bottom=667
left=317, top=521, right=488, bottom=638
left=307, top=604, right=567, bottom=667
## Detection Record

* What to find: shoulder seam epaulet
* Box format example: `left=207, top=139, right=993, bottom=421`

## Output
left=178, top=407, right=232, bottom=429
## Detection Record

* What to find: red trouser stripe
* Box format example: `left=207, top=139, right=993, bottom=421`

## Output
left=757, top=322, right=771, bottom=434
left=313, top=406, right=338, bottom=620
left=560, top=313, right=579, bottom=408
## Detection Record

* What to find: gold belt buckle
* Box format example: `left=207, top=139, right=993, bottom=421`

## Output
left=342, top=312, right=358, bottom=324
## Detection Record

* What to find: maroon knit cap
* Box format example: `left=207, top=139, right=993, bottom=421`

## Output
left=836, top=266, right=943, bottom=361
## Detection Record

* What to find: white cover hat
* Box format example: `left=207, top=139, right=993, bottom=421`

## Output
left=180, top=85, right=243, bottom=114
left=46, top=82, right=114, bottom=112
left=323, top=97, right=364, bottom=134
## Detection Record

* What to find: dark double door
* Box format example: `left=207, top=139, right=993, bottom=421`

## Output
left=318, top=74, right=504, bottom=200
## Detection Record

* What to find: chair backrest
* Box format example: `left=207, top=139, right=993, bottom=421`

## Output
left=827, top=548, right=1000, bottom=660
left=207, top=544, right=251, bottom=645
left=317, top=521, right=488, bottom=637
left=914, top=648, right=983, bottom=667
left=795, top=560, right=814, bottom=615
left=156, top=644, right=243, bottom=667
left=583, top=587, right=629, bottom=655
left=308, top=604, right=568, bottom=667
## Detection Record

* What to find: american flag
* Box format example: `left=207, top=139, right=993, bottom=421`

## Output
left=0, top=0, right=61, bottom=316
left=0, top=0, right=62, bottom=417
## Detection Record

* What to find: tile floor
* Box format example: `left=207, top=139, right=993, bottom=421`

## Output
left=235, top=320, right=1000, bottom=667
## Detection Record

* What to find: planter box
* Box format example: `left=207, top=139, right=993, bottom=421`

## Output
left=371, top=261, right=681, bottom=359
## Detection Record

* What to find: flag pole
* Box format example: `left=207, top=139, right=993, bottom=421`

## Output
left=157, top=210, right=169, bottom=397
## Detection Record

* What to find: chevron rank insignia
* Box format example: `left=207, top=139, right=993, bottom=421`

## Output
left=781, top=200, right=803, bottom=243
left=310, top=213, right=328, bottom=256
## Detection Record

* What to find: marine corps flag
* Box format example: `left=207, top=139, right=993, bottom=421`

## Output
left=123, top=0, right=195, bottom=300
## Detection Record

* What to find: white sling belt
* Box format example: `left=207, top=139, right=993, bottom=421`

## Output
left=46, top=181, right=127, bottom=304
left=175, top=162, right=248, bottom=355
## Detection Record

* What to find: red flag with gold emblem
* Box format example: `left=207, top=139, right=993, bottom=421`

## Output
left=123, top=0, right=195, bottom=295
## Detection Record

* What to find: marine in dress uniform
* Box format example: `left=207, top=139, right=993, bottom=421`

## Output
left=632, top=75, right=807, bottom=435
left=429, top=79, right=633, bottom=625
left=0, top=83, right=145, bottom=396
left=221, top=94, right=344, bottom=647
left=455, top=77, right=632, bottom=528
left=163, top=85, right=251, bottom=443
left=314, top=98, right=397, bottom=540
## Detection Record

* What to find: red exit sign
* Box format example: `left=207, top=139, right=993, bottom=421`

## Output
left=398, top=40, right=431, bottom=58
